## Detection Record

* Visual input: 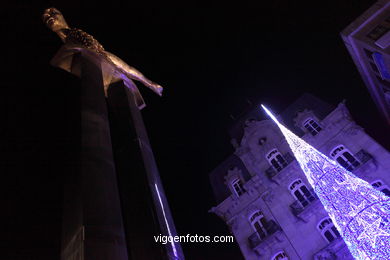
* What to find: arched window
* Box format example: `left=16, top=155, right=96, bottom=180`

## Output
left=249, top=210, right=268, bottom=240
left=289, top=179, right=315, bottom=207
left=317, top=218, right=340, bottom=243
left=267, top=149, right=288, bottom=172
left=330, top=145, right=360, bottom=171
left=231, top=178, right=245, bottom=197
left=371, top=180, right=390, bottom=196
left=271, top=251, right=289, bottom=260
left=303, top=118, right=322, bottom=136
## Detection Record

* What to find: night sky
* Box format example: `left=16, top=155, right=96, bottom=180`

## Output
left=3, top=1, right=390, bottom=259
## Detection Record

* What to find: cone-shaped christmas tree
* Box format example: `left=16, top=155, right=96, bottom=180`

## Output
left=262, top=105, right=390, bottom=259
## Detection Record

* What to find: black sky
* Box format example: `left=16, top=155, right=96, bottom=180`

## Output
left=3, top=1, right=390, bottom=259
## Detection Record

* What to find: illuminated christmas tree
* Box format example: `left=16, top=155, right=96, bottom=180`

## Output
left=261, top=105, right=390, bottom=259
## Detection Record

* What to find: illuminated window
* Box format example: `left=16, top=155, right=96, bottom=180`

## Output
left=231, top=178, right=245, bottom=197
left=330, top=145, right=360, bottom=171
left=303, top=118, right=322, bottom=136
left=271, top=251, right=289, bottom=260
left=371, top=180, right=390, bottom=197
left=267, top=149, right=288, bottom=172
left=289, top=179, right=315, bottom=207
left=318, top=217, right=340, bottom=243
left=249, top=211, right=267, bottom=240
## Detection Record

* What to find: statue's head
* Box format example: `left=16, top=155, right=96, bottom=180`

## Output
left=42, top=8, right=69, bottom=32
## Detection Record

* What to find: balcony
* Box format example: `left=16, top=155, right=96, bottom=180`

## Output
left=265, top=152, right=295, bottom=179
left=354, top=149, right=373, bottom=166
left=352, top=149, right=375, bottom=177
left=289, top=189, right=319, bottom=217
left=248, top=220, right=282, bottom=249
left=313, top=237, right=353, bottom=260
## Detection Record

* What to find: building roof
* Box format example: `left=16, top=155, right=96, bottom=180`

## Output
left=209, top=154, right=251, bottom=204
left=279, top=93, right=336, bottom=136
left=228, top=93, right=335, bottom=143
left=210, top=93, right=336, bottom=203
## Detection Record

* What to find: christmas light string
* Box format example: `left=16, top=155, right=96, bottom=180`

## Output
left=261, top=105, right=390, bottom=259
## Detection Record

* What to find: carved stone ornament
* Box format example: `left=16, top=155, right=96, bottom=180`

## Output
left=209, top=207, right=226, bottom=221
left=293, top=109, right=316, bottom=130
left=227, top=217, right=239, bottom=232
left=245, top=205, right=260, bottom=218
left=345, top=124, right=363, bottom=136
left=224, top=167, right=243, bottom=184
left=262, top=190, right=275, bottom=204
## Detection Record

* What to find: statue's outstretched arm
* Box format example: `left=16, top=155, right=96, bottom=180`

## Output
left=106, top=52, right=163, bottom=96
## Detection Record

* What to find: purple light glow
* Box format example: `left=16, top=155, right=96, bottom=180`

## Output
left=155, top=183, right=179, bottom=259
left=262, top=105, right=390, bottom=259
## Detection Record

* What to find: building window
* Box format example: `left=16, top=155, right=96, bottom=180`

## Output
left=271, top=251, right=289, bottom=260
left=231, top=178, right=245, bottom=197
left=376, top=75, right=390, bottom=90
left=370, top=62, right=380, bottom=74
left=267, top=149, right=288, bottom=172
left=371, top=180, right=390, bottom=197
left=289, top=179, right=315, bottom=207
left=318, top=218, right=341, bottom=243
left=330, top=145, right=360, bottom=171
left=249, top=211, right=268, bottom=240
left=363, top=48, right=374, bottom=60
left=303, top=118, right=322, bottom=136
left=367, top=25, right=389, bottom=41
left=373, top=52, right=390, bottom=80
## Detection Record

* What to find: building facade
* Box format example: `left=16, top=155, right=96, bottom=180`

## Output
left=341, top=0, right=390, bottom=124
left=209, top=94, right=390, bottom=260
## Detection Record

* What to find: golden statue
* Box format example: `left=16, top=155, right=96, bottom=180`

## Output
left=42, top=7, right=162, bottom=108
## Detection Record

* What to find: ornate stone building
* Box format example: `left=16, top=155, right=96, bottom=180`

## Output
left=209, top=94, right=390, bottom=259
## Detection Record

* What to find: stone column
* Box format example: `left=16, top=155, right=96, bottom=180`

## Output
left=61, top=52, right=129, bottom=260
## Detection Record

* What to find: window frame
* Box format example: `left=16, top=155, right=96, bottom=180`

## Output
left=289, top=179, right=315, bottom=208
left=330, top=145, right=360, bottom=171
left=302, top=117, right=322, bottom=136
left=271, top=250, right=289, bottom=260
left=317, top=217, right=341, bottom=243
left=231, top=177, right=245, bottom=197
left=266, top=149, right=288, bottom=172
left=371, top=180, right=390, bottom=197
left=249, top=210, right=268, bottom=241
